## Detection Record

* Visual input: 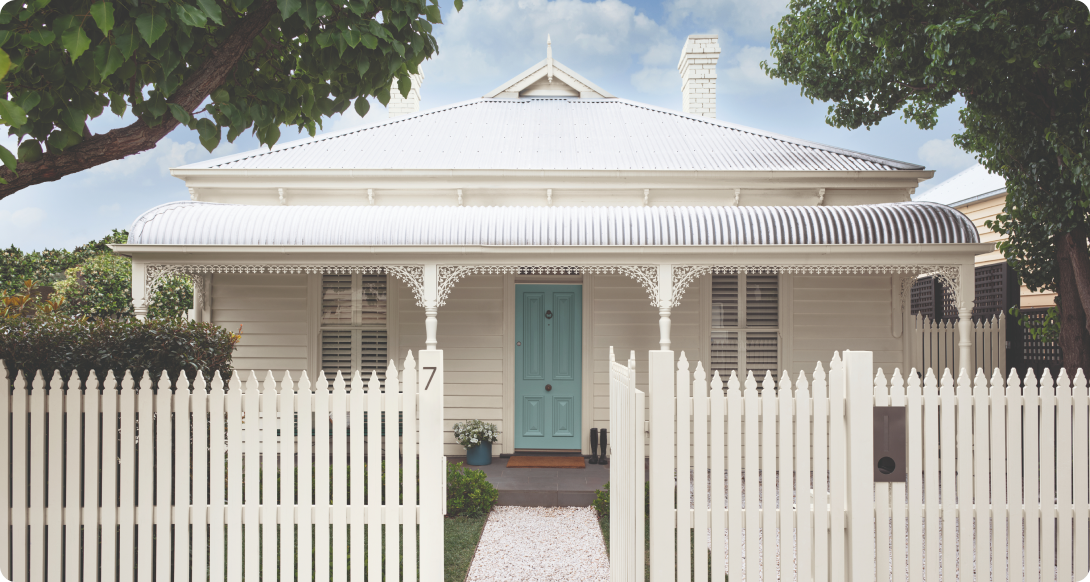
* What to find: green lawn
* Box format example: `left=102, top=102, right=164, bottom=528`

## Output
left=445, top=514, right=490, bottom=582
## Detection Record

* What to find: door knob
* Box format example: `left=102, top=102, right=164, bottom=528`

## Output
left=545, top=384, right=552, bottom=391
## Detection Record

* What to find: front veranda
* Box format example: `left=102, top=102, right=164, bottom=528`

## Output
left=123, top=244, right=987, bottom=459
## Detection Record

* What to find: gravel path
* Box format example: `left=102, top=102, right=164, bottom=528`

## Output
left=466, top=506, right=610, bottom=582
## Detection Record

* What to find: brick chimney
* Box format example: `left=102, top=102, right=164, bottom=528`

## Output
left=387, top=68, right=424, bottom=118
left=678, top=34, right=720, bottom=118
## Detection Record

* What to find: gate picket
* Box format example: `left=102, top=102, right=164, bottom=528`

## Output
left=1058, top=370, right=1074, bottom=582
left=955, top=370, right=973, bottom=582
left=692, top=363, right=708, bottom=582
left=923, top=370, right=939, bottom=582
left=991, top=369, right=1010, bottom=582
left=676, top=354, right=691, bottom=581
left=403, top=353, right=418, bottom=582
left=1008, top=368, right=1026, bottom=581
left=174, top=372, right=192, bottom=582
left=889, top=370, right=906, bottom=582
left=906, top=369, right=923, bottom=582
left=65, top=372, right=81, bottom=582
left=874, top=370, right=891, bottom=582
left=795, top=371, right=812, bottom=582
left=47, top=372, right=62, bottom=582
left=314, top=373, right=330, bottom=582
left=192, top=373, right=209, bottom=582
left=297, top=372, right=314, bottom=582
left=725, top=372, right=742, bottom=582
left=29, top=372, right=45, bottom=582
left=811, top=364, right=828, bottom=582
left=155, top=372, right=173, bottom=582
left=940, top=370, right=957, bottom=582
left=261, top=372, right=278, bottom=582
left=1073, top=370, right=1089, bottom=579
left=330, top=372, right=347, bottom=582
left=280, top=372, right=296, bottom=582
left=761, top=373, right=777, bottom=582
left=742, top=372, right=758, bottom=581
left=777, top=374, right=794, bottom=582
left=828, top=354, right=846, bottom=582
left=386, top=362, right=402, bottom=582
left=226, top=372, right=243, bottom=582
left=243, top=373, right=260, bottom=582
left=709, top=372, right=725, bottom=582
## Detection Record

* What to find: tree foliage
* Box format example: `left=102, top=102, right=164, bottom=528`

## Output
left=2, top=230, right=192, bottom=319
left=0, top=0, right=457, bottom=198
left=764, top=0, right=1090, bottom=372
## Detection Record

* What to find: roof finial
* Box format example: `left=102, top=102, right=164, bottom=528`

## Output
left=547, top=34, right=553, bottom=83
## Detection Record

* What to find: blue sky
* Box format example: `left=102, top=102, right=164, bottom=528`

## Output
left=0, top=0, right=980, bottom=252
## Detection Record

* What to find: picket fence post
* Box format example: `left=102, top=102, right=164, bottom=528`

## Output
left=419, top=348, right=445, bottom=582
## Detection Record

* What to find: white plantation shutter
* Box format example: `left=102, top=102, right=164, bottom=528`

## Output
left=711, top=275, right=739, bottom=327
left=320, top=329, right=354, bottom=380
left=745, top=274, right=778, bottom=328
left=320, top=274, right=388, bottom=382
left=711, top=273, right=780, bottom=382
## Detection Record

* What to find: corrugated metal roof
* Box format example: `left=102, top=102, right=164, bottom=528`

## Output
left=129, top=202, right=978, bottom=246
left=913, top=164, right=1007, bottom=207
left=177, top=98, right=922, bottom=173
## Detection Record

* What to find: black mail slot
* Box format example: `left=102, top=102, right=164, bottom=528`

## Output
left=873, top=406, right=906, bottom=482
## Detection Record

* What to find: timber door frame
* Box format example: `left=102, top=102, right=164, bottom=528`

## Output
left=502, top=275, right=591, bottom=455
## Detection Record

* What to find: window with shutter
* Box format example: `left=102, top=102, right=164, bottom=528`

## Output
left=710, top=273, right=780, bottom=383
left=320, top=274, right=388, bottom=382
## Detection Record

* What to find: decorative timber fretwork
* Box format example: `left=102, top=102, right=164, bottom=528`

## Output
left=436, top=265, right=658, bottom=307
left=669, top=264, right=963, bottom=309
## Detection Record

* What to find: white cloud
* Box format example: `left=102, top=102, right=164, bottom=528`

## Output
left=0, top=206, right=46, bottom=231
left=917, top=138, right=977, bottom=171
left=429, top=0, right=678, bottom=97
left=720, top=45, right=779, bottom=94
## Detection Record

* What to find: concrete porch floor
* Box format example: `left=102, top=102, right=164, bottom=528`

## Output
left=448, top=456, right=610, bottom=507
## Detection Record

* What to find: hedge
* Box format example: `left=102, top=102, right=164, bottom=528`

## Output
left=0, top=316, right=240, bottom=383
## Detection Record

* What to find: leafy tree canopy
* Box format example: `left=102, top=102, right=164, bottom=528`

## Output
left=2, top=230, right=191, bottom=319
left=764, top=0, right=1090, bottom=371
left=0, top=0, right=457, bottom=198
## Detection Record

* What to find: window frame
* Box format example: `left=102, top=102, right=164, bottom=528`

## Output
left=318, top=273, right=391, bottom=381
left=709, top=272, right=783, bottom=382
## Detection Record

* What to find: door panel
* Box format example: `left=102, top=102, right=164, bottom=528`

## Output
left=515, top=284, right=582, bottom=449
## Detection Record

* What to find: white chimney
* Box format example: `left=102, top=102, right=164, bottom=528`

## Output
left=387, top=68, right=424, bottom=118
left=678, top=34, right=720, bottom=118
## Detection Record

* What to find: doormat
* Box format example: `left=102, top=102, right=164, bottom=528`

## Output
left=506, top=456, right=586, bottom=469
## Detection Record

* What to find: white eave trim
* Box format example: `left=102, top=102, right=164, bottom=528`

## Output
left=113, top=243, right=994, bottom=264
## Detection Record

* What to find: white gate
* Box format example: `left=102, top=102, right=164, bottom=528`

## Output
left=610, top=348, right=1090, bottom=581
left=609, top=348, right=645, bottom=582
left=0, top=349, right=446, bottom=582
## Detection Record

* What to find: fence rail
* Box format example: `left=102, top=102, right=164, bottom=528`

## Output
left=0, top=349, right=446, bottom=582
left=612, top=348, right=1090, bottom=582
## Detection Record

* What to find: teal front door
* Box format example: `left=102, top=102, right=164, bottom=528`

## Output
left=515, top=284, right=582, bottom=450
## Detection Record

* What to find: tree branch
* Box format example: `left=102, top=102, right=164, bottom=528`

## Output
left=0, top=1, right=278, bottom=200
left=1064, top=225, right=1090, bottom=339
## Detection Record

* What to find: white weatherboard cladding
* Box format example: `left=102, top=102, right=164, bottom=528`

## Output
left=212, top=273, right=308, bottom=374
left=129, top=201, right=979, bottom=246
left=177, top=98, right=920, bottom=172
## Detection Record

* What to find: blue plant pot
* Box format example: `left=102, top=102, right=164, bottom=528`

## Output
left=465, top=442, right=492, bottom=466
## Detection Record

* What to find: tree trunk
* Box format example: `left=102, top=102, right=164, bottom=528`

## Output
left=1057, top=227, right=1090, bottom=377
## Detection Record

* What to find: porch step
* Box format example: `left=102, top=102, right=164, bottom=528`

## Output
left=448, top=456, right=609, bottom=507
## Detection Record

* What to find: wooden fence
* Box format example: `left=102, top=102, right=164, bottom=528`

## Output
left=0, top=349, right=446, bottom=582
left=910, top=311, right=1005, bottom=376
left=608, top=348, right=644, bottom=582
left=612, top=348, right=1090, bottom=581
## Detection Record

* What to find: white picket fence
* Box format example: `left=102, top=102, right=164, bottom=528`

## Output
left=611, top=348, right=1090, bottom=582
left=0, top=349, right=446, bottom=582
left=911, top=311, right=1006, bottom=377
left=608, top=348, right=645, bottom=582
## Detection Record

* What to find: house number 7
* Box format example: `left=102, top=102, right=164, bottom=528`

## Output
left=423, top=367, right=437, bottom=390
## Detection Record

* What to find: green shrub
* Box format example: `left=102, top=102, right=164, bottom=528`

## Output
left=445, top=462, right=497, bottom=518
left=53, top=253, right=134, bottom=319
left=593, top=482, right=609, bottom=518
left=0, top=316, right=240, bottom=382
left=1, top=230, right=128, bottom=294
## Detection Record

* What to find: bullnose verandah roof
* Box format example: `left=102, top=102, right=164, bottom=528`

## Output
left=129, top=201, right=979, bottom=246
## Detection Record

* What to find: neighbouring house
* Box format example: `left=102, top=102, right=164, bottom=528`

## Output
left=914, top=164, right=1061, bottom=375
left=115, top=34, right=990, bottom=458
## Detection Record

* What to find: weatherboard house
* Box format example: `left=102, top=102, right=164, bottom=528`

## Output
left=118, top=35, right=989, bottom=458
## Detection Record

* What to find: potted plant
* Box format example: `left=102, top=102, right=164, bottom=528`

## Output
left=453, top=419, right=499, bottom=466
